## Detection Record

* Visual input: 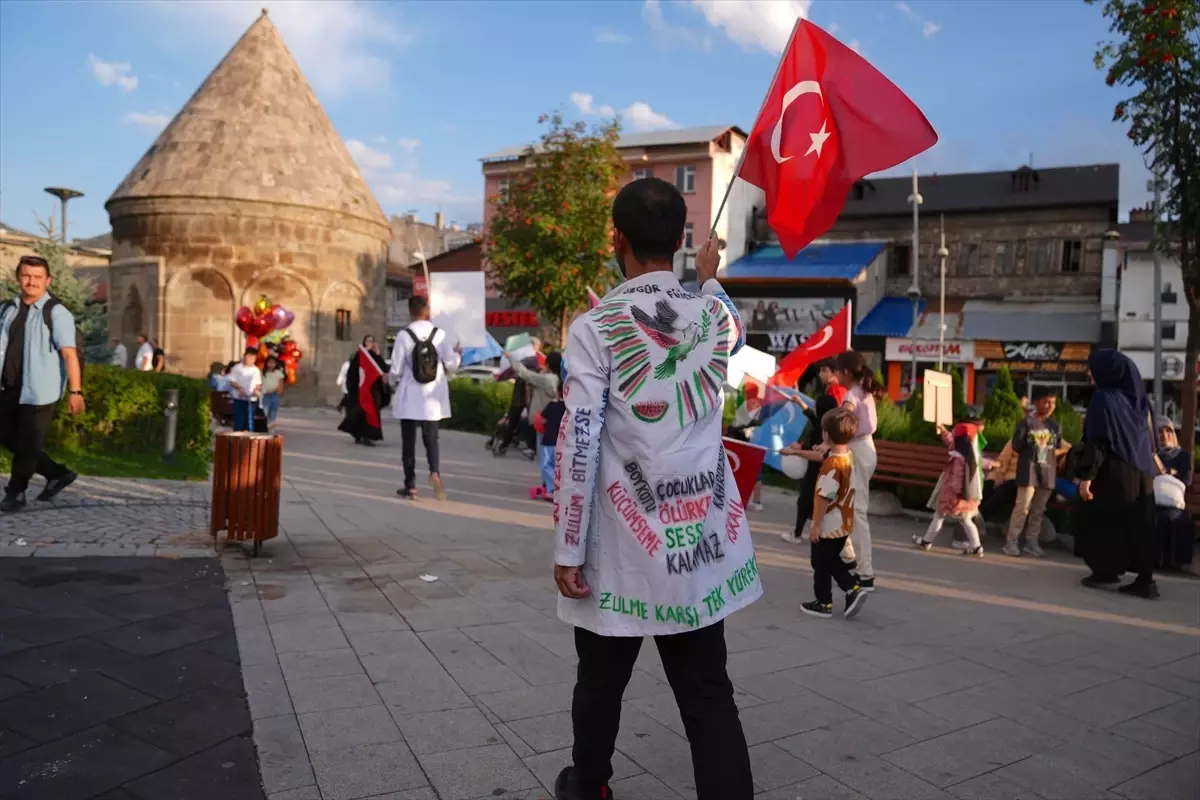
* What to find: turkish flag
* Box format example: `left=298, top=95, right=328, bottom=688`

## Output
left=356, top=345, right=385, bottom=430
left=769, top=303, right=852, bottom=387
left=739, top=20, right=938, bottom=257
left=723, top=438, right=768, bottom=508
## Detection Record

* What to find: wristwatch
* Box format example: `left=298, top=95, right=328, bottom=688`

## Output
left=69, top=390, right=83, bottom=396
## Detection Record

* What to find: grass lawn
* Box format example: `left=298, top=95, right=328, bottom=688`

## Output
left=0, top=449, right=210, bottom=482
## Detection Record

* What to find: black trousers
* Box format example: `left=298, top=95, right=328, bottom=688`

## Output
left=400, top=419, right=439, bottom=491
left=811, top=536, right=857, bottom=604
left=794, top=470, right=818, bottom=535
left=571, top=622, right=753, bottom=800
left=0, top=392, right=68, bottom=496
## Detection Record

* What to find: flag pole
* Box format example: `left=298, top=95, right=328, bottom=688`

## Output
left=709, top=18, right=804, bottom=239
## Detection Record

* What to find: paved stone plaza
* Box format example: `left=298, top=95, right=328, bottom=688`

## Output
left=1, top=408, right=1198, bottom=799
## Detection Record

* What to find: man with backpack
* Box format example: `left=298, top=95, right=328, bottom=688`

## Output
left=0, top=255, right=86, bottom=512
left=388, top=295, right=462, bottom=500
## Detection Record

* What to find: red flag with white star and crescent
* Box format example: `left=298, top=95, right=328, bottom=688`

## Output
left=738, top=19, right=938, bottom=258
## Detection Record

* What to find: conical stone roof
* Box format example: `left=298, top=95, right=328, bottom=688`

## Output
left=107, top=10, right=387, bottom=228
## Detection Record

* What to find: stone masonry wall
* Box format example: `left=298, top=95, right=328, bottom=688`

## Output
left=108, top=197, right=389, bottom=405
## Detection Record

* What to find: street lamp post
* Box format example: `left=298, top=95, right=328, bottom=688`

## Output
left=44, top=187, right=83, bottom=242
left=1150, top=161, right=1164, bottom=416
left=906, top=169, right=923, bottom=396
left=937, top=215, right=949, bottom=373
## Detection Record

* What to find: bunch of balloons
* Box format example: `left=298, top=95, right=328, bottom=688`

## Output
left=236, top=295, right=302, bottom=383
left=236, top=294, right=295, bottom=346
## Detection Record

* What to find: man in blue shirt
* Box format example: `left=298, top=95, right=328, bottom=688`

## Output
left=0, top=255, right=86, bottom=512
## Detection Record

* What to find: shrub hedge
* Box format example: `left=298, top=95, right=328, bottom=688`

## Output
left=48, top=365, right=212, bottom=460
left=443, top=378, right=514, bottom=435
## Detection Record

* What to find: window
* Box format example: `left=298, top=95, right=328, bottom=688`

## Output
left=991, top=241, right=1014, bottom=275
left=891, top=244, right=910, bottom=276
left=1025, top=240, right=1052, bottom=274
left=633, top=167, right=652, bottom=181
left=1162, top=282, right=1179, bottom=304
left=955, top=242, right=980, bottom=276
left=335, top=309, right=352, bottom=341
left=682, top=223, right=694, bottom=250
left=1060, top=239, right=1083, bottom=273
left=497, top=178, right=510, bottom=199
left=1162, top=322, right=1177, bottom=341
left=674, top=165, right=696, bottom=194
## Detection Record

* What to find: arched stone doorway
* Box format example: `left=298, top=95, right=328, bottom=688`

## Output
left=164, top=267, right=237, bottom=377
left=242, top=269, right=316, bottom=399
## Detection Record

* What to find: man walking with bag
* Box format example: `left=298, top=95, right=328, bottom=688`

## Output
left=388, top=295, right=461, bottom=500
left=0, top=255, right=85, bottom=512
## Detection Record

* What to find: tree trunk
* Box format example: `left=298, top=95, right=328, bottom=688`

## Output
left=1183, top=246, right=1198, bottom=457
left=559, top=308, right=569, bottom=349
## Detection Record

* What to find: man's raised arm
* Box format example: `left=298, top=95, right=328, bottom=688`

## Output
left=694, top=235, right=745, bottom=356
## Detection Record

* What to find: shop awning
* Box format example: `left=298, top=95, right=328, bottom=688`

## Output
left=855, top=297, right=925, bottom=337
left=722, top=241, right=887, bottom=281
left=959, top=300, right=1101, bottom=342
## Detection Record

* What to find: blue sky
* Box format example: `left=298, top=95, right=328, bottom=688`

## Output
left=0, top=0, right=1151, bottom=241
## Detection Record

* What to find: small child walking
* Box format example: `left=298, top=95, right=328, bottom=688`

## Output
left=801, top=407, right=868, bottom=619
left=531, top=379, right=566, bottom=502
left=913, top=422, right=985, bottom=556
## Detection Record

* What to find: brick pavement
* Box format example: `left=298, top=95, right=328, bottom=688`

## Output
left=0, top=557, right=262, bottom=800
left=1, top=409, right=1197, bottom=799
left=230, top=411, right=1200, bottom=800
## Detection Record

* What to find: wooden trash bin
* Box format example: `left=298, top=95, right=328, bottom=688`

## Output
left=210, top=432, right=284, bottom=555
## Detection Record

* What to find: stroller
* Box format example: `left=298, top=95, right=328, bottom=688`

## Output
left=486, top=408, right=536, bottom=460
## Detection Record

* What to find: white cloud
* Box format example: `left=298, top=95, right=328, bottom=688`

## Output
left=371, top=171, right=482, bottom=225
left=642, top=0, right=713, bottom=51
left=396, top=137, right=421, bottom=152
left=893, top=1, right=941, bottom=38
left=345, top=139, right=394, bottom=171
left=570, top=92, right=678, bottom=132
left=371, top=135, right=388, bottom=144
left=688, top=0, right=811, bottom=54
left=148, top=0, right=408, bottom=96
left=595, top=28, right=632, bottom=45
left=124, top=111, right=170, bottom=130
left=89, top=54, right=138, bottom=92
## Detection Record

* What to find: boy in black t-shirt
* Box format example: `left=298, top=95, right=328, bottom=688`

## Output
left=1003, top=388, right=1066, bottom=557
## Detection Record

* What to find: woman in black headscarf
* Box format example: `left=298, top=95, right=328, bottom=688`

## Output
left=338, top=335, right=391, bottom=446
left=1075, top=349, right=1162, bottom=598
left=1153, top=417, right=1194, bottom=570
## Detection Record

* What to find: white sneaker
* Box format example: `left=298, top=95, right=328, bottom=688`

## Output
left=752, top=501, right=764, bottom=512
left=781, top=531, right=803, bottom=543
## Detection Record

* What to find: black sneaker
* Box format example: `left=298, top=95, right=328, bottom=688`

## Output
left=800, top=600, right=833, bottom=618
left=844, top=587, right=867, bottom=618
left=554, top=766, right=615, bottom=800
left=36, top=471, right=77, bottom=502
left=0, top=492, right=26, bottom=513
left=1081, top=574, right=1120, bottom=589
left=1117, top=580, right=1160, bottom=600
left=857, top=576, right=875, bottom=593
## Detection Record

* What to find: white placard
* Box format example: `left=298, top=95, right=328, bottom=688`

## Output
left=429, top=272, right=487, bottom=349
left=923, top=369, right=953, bottom=426
left=726, top=345, right=777, bottom=389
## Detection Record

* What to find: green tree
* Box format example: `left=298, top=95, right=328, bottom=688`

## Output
left=1053, top=395, right=1085, bottom=444
left=950, top=366, right=969, bottom=421
left=485, top=112, right=626, bottom=346
left=0, top=219, right=108, bottom=359
left=982, top=365, right=1024, bottom=425
left=1090, top=0, right=1200, bottom=451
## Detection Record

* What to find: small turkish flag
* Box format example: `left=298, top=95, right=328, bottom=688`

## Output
left=739, top=20, right=938, bottom=257
left=769, top=303, right=852, bottom=388
left=723, top=438, right=768, bottom=508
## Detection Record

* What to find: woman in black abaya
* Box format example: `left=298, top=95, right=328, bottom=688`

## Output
left=338, top=335, right=391, bottom=446
left=1075, top=349, right=1161, bottom=599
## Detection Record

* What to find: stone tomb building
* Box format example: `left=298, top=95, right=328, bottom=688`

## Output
left=104, top=10, right=390, bottom=405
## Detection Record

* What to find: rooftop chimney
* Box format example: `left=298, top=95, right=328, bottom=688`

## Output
left=435, top=212, right=444, bottom=231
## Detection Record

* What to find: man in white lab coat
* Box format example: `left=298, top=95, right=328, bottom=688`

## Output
left=552, top=178, right=757, bottom=800
left=388, top=295, right=461, bottom=500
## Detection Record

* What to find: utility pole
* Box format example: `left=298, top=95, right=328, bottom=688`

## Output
left=937, top=215, right=949, bottom=372
left=1150, top=152, right=1164, bottom=416
left=44, top=187, right=83, bottom=243
left=906, top=169, right=923, bottom=397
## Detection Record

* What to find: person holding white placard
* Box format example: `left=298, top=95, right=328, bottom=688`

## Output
left=389, top=296, right=461, bottom=500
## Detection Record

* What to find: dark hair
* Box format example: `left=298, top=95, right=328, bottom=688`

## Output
left=408, top=295, right=429, bottom=317
left=1032, top=386, right=1058, bottom=401
left=545, top=351, right=562, bottom=378
left=362, top=334, right=375, bottom=347
left=834, top=351, right=885, bottom=399
left=953, top=434, right=978, bottom=482
left=244, top=346, right=258, bottom=357
left=822, top=406, right=859, bottom=445
left=225, top=361, right=238, bottom=373
left=611, top=177, right=687, bottom=264
left=817, top=358, right=837, bottom=372
left=15, top=255, right=50, bottom=276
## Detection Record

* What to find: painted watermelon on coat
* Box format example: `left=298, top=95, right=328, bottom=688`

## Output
left=631, top=400, right=669, bottom=423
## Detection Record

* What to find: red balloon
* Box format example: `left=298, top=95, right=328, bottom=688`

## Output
left=246, top=335, right=259, bottom=348
left=236, top=306, right=254, bottom=333
left=282, top=339, right=298, bottom=354
left=290, top=348, right=303, bottom=361
left=279, top=354, right=296, bottom=368
left=251, top=315, right=275, bottom=338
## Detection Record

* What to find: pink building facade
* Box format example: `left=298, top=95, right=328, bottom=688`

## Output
left=479, top=125, right=763, bottom=283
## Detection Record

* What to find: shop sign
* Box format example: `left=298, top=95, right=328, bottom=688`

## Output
left=486, top=311, right=539, bottom=328
left=982, top=360, right=1090, bottom=374
left=1126, top=351, right=1198, bottom=382
left=884, top=338, right=975, bottom=363
left=750, top=332, right=813, bottom=355
left=976, top=341, right=1091, bottom=363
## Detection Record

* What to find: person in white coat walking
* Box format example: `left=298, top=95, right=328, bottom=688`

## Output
left=388, top=295, right=461, bottom=500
